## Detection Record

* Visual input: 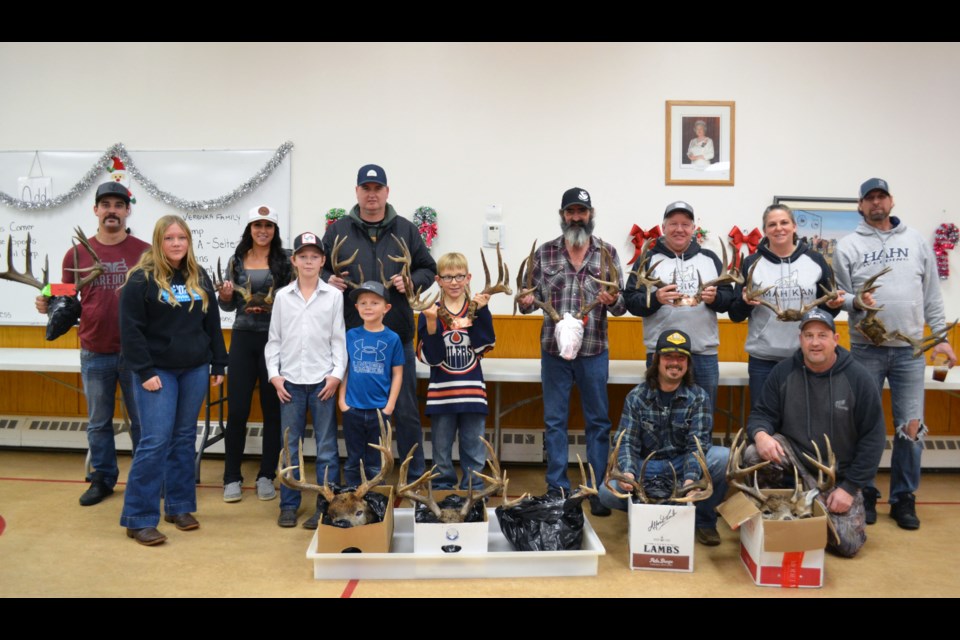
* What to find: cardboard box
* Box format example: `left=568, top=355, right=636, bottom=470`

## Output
left=314, top=485, right=394, bottom=554
left=412, top=490, right=489, bottom=554
left=628, top=501, right=695, bottom=572
left=718, top=490, right=827, bottom=588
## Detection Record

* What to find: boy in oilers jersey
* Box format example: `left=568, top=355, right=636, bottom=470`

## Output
left=339, top=281, right=404, bottom=487
left=417, top=252, right=496, bottom=489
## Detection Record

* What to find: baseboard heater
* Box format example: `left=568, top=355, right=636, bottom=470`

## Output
left=2, top=416, right=958, bottom=470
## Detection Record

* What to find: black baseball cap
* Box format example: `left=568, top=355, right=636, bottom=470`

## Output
left=293, top=231, right=324, bottom=255
left=357, top=164, right=388, bottom=187
left=561, top=187, right=592, bottom=210
left=656, top=329, right=692, bottom=357
left=349, top=280, right=390, bottom=303
left=95, top=182, right=131, bottom=205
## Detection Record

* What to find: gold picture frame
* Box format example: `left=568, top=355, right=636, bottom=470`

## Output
left=665, top=100, right=735, bottom=186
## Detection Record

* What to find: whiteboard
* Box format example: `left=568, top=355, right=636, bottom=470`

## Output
left=0, top=149, right=292, bottom=329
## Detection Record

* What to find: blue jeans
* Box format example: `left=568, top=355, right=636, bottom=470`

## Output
left=80, top=349, right=141, bottom=488
left=279, top=380, right=339, bottom=511
left=747, top=355, right=780, bottom=410
left=646, top=352, right=719, bottom=416
left=541, top=349, right=611, bottom=492
left=851, top=343, right=925, bottom=503
left=598, top=445, right=729, bottom=529
left=394, top=340, right=425, bottom=478
left=342, top=408, right=387, bottom=488
left=119, top=365, right=208, bottom=529
left=430, top=412, right=488, bottom=490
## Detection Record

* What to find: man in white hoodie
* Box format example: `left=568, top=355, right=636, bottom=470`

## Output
left=834, top=178, right=957, bottom=530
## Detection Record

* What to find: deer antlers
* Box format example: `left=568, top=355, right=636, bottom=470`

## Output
left=627, top=239, right=665, bottom=308
left=398, top=437, right=508, bottom=522
left=1, top=232, right=50, bottom=291
left=742, top=259, right=839, bottom=322
left=465, top=243, right=512, bottom=322
left=605, top=430, right=713, bottom=504
left=279, top=410, right=394, bottom=502
left=513, top=240, right=620, bottom=320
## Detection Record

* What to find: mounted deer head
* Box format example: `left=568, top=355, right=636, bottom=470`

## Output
left=279, top=411, right=394, bottom=528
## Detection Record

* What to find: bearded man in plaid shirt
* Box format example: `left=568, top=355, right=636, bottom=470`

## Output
left=517, top=187, right=625, bottom=516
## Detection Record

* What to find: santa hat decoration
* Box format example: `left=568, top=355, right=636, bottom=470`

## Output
left=106, top=156, right=136, bottom=204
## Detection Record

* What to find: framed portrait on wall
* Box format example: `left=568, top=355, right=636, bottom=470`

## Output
left=665, top=100, right=735, bottom=186
left=773, top=196, right=860, bottom=267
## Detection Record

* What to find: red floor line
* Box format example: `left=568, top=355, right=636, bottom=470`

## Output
left=0, top=477, right=246, bottom=490
left=340, top=579, right=359, bottom=598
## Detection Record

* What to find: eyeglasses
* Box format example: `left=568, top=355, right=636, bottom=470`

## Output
left=439, top=274, right=468, bottom=283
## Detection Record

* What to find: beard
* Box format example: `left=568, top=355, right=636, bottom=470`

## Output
left=561, top=217, right=595, bottom=247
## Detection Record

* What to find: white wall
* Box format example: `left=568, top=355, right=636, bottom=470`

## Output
left=2, top=42, right=958, bottom=317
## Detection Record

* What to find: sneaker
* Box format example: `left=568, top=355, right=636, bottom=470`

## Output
left=223, top=481, right=242, bottom=503
left=256, top=477, right=277, bottom=501
left=278, top=509, right=298, bottom=528
left=890, top=493, right=920, bottom=530
left=79, top=474, right=114, bottom=507
left=695, top=527, right=722, bottom=546
left=862, top=487, right=880, bottom=525
left=589, top=495, right=611, bottom=517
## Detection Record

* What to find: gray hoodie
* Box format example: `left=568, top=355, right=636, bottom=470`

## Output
left=834, top=216, right=947, bottom=346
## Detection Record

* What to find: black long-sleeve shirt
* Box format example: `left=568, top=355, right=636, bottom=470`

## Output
left=120, top=268, right=228, bottom=382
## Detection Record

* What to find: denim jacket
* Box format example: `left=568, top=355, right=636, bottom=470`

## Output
left=615, top=382, right=713, bottom=482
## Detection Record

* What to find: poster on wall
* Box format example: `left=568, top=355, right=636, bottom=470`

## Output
left=665, top=100, right=735, bottom=186
left=0, top=147, right=292, bottom=330
left=773, top=196, right=860, bottom=267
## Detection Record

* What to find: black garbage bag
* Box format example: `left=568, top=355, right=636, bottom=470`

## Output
left=496, top=494, right=588, bottom=551
left=414, top=494, right=485, bottom=523
left=320, top=487, right=390, bottom=528
left=45, top=295, right=82, bottom=341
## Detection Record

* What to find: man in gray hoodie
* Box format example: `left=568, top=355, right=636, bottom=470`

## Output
left=834, top=178, right=957, bottom=530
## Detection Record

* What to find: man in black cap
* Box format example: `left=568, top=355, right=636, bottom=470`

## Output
left=517, top=187, right=626, bottom=516
left=746, top=309, right=885, bottom=557
left=624, top=201, right=735, bottom=416
left=322, top=165, right=436, bottom=478
left=35, top=181, right=150, bottom=506
left=599, top=328, right=729, bottom=545
left=833, top=177, right=956, bottom=530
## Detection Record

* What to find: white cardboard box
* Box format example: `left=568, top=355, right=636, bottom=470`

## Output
left=306, top=508, right=605, bottom=580
left=628, top=501, right=695, bottom=572
left=718, top=490, right=826, bottom=588
left=412, top=490, right=489, bottom=554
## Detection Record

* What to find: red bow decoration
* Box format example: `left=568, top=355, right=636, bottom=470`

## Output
left=627, top=224, right=661, bottom=264
left=418, top=222, right=438, bottom=248
left=728, top=226, right=762, bottom=269
left=934, top=223, right=959, bottom=280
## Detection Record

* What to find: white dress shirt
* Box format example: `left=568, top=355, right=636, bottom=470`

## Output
left=265, top=278, right=347, bottom=384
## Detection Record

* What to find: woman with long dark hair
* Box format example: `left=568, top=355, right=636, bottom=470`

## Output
left=219, top=205, right=293, bottom=503
left=119, top=215, right=227, bottom=545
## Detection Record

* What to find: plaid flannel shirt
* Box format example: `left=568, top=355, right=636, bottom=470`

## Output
left=615, top=382, right=713, bottom=482
left=518, top=235, right=626, bottom=357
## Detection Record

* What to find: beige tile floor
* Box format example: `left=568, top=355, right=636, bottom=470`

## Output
left=1, top=449, right=958, bottom=598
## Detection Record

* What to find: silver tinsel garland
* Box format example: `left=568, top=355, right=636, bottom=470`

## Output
left=0, top=141, right=294, bottom=212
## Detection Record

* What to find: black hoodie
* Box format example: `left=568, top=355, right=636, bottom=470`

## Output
left=747, top=345, right=885, bottom=495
